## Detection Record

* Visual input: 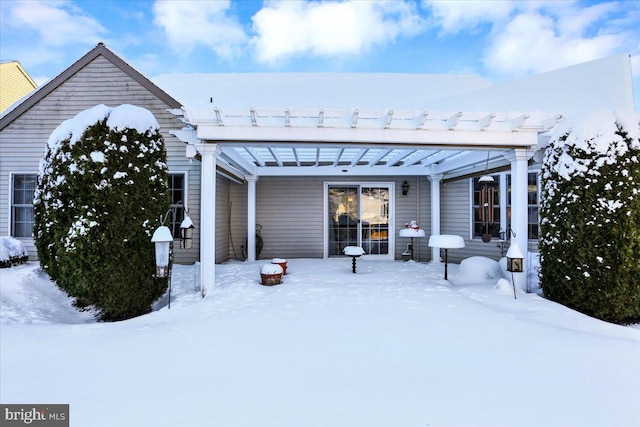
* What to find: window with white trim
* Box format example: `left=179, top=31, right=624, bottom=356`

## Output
left=11, top=174, right=37, bottom=238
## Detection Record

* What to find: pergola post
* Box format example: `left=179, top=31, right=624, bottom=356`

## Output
left=246, top=175, right=259, bottom=261
left=507, top=149, right=531, bottom=291
left=196, top=144, right=221, bottom=296
left=427, top=172, right=443, bottom=262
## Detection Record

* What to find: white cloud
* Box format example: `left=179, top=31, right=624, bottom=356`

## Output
left=152, top=0, right=247, bottom=58
left=423, top=0, right=515, bottom=34
left=483, top=7, right=624, bottom=77
left=251, top=0, right=423, bottom=64
left=3, top=0, right=105, bottom=47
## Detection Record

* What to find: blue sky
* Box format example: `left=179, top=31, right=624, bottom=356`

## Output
left=1, top=0, right=639, bottom=109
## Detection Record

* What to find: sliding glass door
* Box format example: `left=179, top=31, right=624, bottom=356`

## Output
left=327, top=183, right=392, bottom=257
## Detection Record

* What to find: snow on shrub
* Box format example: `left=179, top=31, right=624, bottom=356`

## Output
left=0, top=237, right=28, bottom=268
left=33, top=104, right=170, bottom=321
left=450, top=256, right=503, bottom=284
left=539, top=110, right=640, bottom=324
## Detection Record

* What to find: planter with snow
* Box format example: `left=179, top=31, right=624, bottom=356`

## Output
left=0, top=237, right=28, bottom=268
left=271, top=258, right=288, bottom=275
left=260, top=263, right=284, bottom=286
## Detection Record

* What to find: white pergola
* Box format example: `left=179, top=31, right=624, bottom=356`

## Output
left=172, top=107, right=562, bottom=295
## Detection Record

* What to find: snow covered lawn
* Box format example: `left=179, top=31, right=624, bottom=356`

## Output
left=1, top=259, right=639, bottom=427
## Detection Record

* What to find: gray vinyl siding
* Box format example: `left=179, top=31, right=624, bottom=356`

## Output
left=394, top=176, right=432, bottom=262
left=440, top=178, right=540, bottom=263
left=0, top=55, right=200, bottom=263
left=256, top=176, right=326, bottom=259
left=226, top=175, right=433, bottom=261
left=215, top=176, right=230, bottom=263
left=227, top=180, right=248, bottom=261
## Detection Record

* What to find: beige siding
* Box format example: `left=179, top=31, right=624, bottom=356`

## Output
left=0, top=56, right=201, bottom=263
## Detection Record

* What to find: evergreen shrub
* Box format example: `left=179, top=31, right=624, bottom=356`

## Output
left=34, top=104, right=170, bottom=321
left=539, top=111, right=640, bottom=324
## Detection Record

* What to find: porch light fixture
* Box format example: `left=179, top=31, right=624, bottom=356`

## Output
left=179, top=215, right=195, bottom=249
left=402, top=180, right=410, bottom=196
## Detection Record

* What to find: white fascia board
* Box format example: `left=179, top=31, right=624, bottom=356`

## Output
left=195, top=125, right=540, bottom=147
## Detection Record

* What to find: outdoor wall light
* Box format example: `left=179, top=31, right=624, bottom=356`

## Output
left=402, top=180, right=410, bottom=196
left=180, top=215, right=195, bottom=249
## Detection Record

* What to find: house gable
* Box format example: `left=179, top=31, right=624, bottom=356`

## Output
left=0, top=44, right=201, bottom=264
left=0, top=61, right=38, bottom=114
left=0, top=43, right=181, bottom=130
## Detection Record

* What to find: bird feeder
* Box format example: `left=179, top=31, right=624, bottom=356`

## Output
left=506, top=244, right=524, bottom=273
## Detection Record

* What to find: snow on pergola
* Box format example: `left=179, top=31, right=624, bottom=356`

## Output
left=174, top=107, right=561, bottom=180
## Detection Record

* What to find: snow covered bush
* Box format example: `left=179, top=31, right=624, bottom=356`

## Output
left=33, top=104, right=170, bottom=321
left=539, top=110, right=640, bottom=324
left=0, top=236, right=28, bottom=268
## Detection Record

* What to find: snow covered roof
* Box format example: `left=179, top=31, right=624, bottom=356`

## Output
left=152, top=73, right=493, bottom=111
left=431, top=54, right=635, bottom=116
left=156, top=55, right=634, bottom=180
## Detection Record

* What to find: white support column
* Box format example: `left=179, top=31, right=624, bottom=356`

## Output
left=196, top=144, right=221, bottom=296
left=246, top=175, right=259, bottom=262
left=427, top=172, right=444, bottom=262
left=507, top=149, right=530, bottom=290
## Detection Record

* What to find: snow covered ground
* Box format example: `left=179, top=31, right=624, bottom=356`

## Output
left=1, top=258, right=639, bottom=427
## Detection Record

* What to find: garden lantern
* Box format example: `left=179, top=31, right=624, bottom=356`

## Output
left=179, top=215, right=194, bottom=249
left=151, top=225, right=173, bottom=278
left=506, top=244, right=524, bottom=273
left=506, top=243, right=524, bottom=299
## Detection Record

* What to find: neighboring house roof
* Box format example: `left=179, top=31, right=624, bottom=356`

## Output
left=0, top=43, right=181, bottom=130
left=0, top=61, right=38, bottom=114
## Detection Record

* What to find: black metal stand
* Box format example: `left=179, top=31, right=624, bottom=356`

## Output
left=444, top=248, right=449, bottom=280
left=351, top=255, right=360, bottom=273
